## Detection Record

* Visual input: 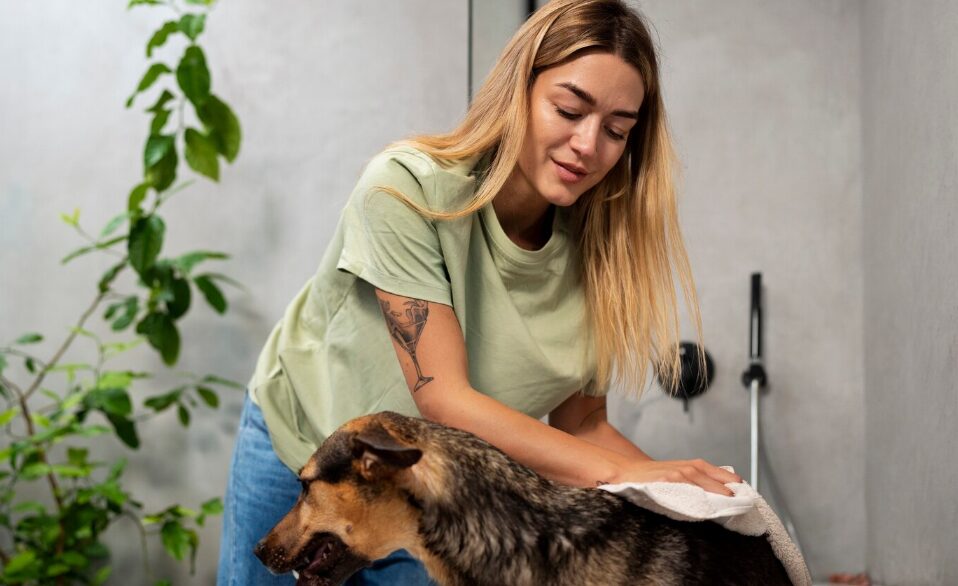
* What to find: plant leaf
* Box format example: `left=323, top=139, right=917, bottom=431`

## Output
left=166, top=276, right=192, bottom=319
left=172, top=251, right=228, bottom=275
left=108, top=297, right=139, bottom=331
left=194, top=275, right=226, bottom=313
left=144, top=134, right=174, bottom=169
left=98, top=261, right=127, bottom=294
left=151, top=107, right=172, bottom=135
left=147, top=89, right=175, bottom=113
left=59, top=207, right=80, bottom=227
left=88, top=387, right=133, bottom=417
left=61, top=235, right=126, bottom=265
left=0, top=408, right=19, bottom=426
left=201, top=497, right=223, bottom=516
left=100, top=212, right=130, bottom=238
left=3, top=550, right=39, bottom=577
left=160, top=521, right=191, bottom=560
left=128, top=215, right=166, bottom=276
left=196, top=386, right=218, bottom=408
left=184, top=128, right=220, bottom=181
left=128, top=182, right=150, bottom=213
left=136, top=312, right=180, bottom=365
left=199, top=374, right=245, bottom=389
left=93, top=565, right=112, bottom=586
left=176, top=46, right=210, bottom=106
left=126, top=62, right=172, bottom=108
left=177, top=403, right=190, bottom=426
left=53, top=464, right=91, bottom=478
left=106, top=414, right=140, bottom=449
left=15, top=333, right=43, bottom=345
left=146, top=21, right=179, bottom=58
left=178, top=13, right=206, bottom=41
left=20, top=462, right=53, bottom=480
left=196, top=95, right=242, bottom=162
left=144, top=388, right=182, bottom=412
left=146, top=141, right=179, bottom=192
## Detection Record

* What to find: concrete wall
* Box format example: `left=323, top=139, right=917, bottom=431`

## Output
left=7, top=1, right=957, bottom=584
left=0, top=1, right=467, bottom=583
left=861, top=2, right=958, bottom=584
left=605, top=1, right=866, bottom=579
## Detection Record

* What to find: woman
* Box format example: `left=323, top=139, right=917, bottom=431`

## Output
left=218, top=1, right=740, bottom=584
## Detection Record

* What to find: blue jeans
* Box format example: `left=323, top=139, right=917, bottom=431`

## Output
left=217, top=393, right=436, bottom=585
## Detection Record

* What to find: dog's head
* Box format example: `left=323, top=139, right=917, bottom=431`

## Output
left=254, top=411, right=448, bottom=586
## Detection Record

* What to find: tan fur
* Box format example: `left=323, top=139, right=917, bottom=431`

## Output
left=256, top=412, right=792, bottom=586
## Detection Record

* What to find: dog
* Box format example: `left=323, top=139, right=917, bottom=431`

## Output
left=254, top=411, right=792, bottom=586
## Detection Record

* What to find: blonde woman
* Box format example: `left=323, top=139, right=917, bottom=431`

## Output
left=218, top=1, right=740, bottom=584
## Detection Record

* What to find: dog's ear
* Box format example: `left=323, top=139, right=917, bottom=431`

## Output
left=352, top=424, right=422, bottom=482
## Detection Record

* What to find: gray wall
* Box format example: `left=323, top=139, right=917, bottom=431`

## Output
left=608, top=1, right=866, bottom=579
left=0, top=1, right=467, bottom=583
left=861, top=2, right=958, bottom=585
left=4, top=1, right=957, bottom=585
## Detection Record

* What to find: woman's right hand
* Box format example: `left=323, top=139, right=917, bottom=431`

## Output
left=610, top=459, right=743, bottom=496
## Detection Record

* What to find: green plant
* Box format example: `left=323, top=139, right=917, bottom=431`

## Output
left=1, top=0, right=243, bottom=583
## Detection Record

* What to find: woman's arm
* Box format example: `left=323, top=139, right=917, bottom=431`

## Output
left=376, top=288, right=738, bottom=494
left=549, top=393, right=652, bottom=461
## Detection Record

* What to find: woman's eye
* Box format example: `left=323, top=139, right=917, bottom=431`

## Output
left=555, top=107, right=580, bottom=120
left=606, top=128, right=626, bottom=141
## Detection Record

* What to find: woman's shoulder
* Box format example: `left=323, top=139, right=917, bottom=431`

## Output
left=360, top=143, right=484, bottom=209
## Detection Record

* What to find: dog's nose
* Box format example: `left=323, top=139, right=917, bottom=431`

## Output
left=253, top=539, right=268, bottom=563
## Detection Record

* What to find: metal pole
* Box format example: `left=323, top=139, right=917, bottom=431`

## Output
left=749, top=377, right=760, bottom=491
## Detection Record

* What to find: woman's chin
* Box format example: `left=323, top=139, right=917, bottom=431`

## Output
left=542, top=189, right=584, bottom=207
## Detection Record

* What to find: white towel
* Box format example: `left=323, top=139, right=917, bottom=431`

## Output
left=598, top=468, right=812, bottom=586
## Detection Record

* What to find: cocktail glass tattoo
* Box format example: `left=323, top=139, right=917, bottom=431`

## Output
left=379, top=299, right=434, bottom=391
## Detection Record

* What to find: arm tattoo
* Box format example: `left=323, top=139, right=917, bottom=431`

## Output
left=379, top=299, right=434, bottom=391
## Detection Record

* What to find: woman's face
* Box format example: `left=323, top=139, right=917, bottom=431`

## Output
left=513, top=50, right=645, bottom=207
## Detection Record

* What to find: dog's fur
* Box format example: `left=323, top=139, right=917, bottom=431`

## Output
left=255, top=411, right=791, bottom=586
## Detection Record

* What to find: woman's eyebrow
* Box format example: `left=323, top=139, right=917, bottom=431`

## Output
left=555, top=82, right=639, bottom=120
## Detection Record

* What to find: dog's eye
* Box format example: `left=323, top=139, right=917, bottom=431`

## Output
left=300, top=480, right=309, bottom=494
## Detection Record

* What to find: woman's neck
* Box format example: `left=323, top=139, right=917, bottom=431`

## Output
left=493, top=170, right=555, bottom=251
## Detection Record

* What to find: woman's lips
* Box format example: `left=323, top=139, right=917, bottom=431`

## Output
left=553, top=159, right=587, bottom=183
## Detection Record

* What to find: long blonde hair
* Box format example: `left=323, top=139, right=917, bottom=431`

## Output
left=379, top=0, right=702, bottom=397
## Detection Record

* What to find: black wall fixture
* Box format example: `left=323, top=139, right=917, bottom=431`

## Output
left=657, top=341, right=715, bottom=411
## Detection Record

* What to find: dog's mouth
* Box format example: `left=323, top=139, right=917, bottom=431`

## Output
left=293, top=532, right=369, bottom=586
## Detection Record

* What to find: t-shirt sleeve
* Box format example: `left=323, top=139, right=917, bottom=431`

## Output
left=336, top=151, right=452, bottom=306
left=581, top=376, right=611, bottom=398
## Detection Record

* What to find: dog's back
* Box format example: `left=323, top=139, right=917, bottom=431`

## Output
left=404, top=413, right=792, bottom=586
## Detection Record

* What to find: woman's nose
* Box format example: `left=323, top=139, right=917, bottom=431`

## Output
left=569, top=119, right=599, bottom=158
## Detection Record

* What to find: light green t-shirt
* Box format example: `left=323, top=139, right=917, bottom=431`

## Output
left=249, top=145, right=603, bottom=472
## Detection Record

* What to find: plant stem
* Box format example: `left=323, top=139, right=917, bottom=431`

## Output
left=0, top=348, right=47, bottom=370
left=0, top=373, right=23, bottom=397
left=16, top=390, right=68, bottom=565
left=122, top=509, right=153, bottom=582
left=17, top=290, right=111, bottom=566
left=23, top=291, right=108, bottom=402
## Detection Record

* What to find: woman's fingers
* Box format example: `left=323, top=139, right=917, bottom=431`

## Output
left=651, top=460, right=742, bottom=495
left=683, top=467, right=734, bottom=496
left=622, top=459, right=745, bottom=495
left=690, top=458, right=742, bottom=485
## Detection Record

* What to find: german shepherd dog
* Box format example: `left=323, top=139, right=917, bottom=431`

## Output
left=254, top=411, right=792, bottom=586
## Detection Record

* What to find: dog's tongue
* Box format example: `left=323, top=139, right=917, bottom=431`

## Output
left=307, top=539, right=337, bottom=574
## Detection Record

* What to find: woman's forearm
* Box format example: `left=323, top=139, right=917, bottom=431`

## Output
left=417, top=384, right=631, bottom=488
left=574, top=419, right=653, bottom=462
